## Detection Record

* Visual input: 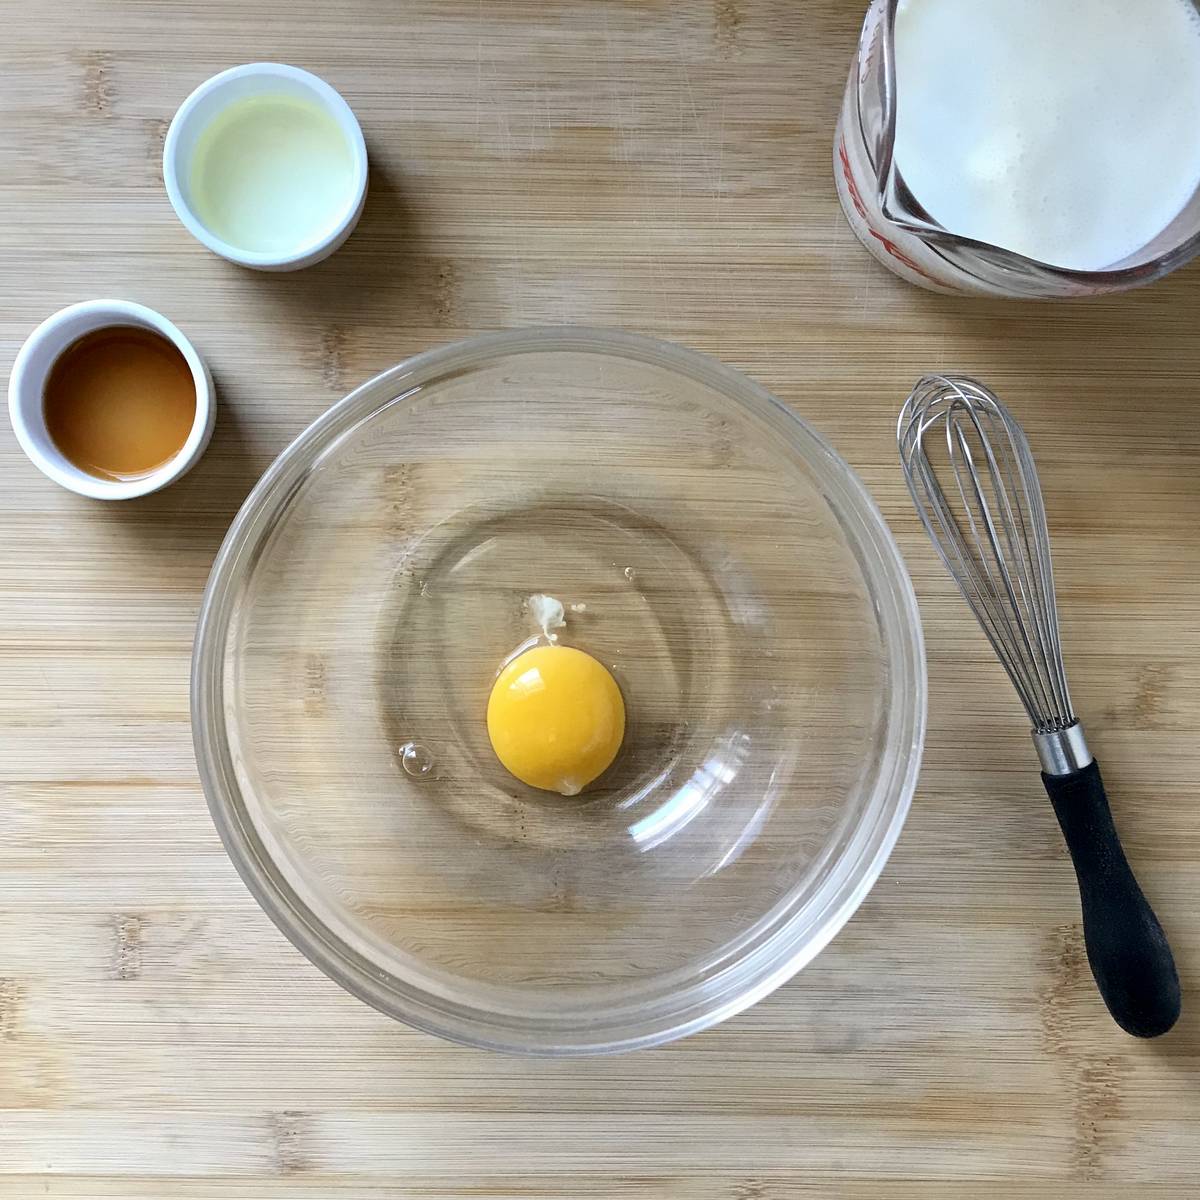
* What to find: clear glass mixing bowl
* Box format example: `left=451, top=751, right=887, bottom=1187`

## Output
left=192, top=328, right=926, bottom=1054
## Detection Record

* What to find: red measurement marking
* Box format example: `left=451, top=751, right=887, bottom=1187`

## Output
left=838, top=135, right=870, bottom=220
left=838, top=135, right=939, bottom=284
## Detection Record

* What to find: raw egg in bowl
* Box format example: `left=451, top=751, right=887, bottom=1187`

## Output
left=191, top=328, right=925, bottom=1054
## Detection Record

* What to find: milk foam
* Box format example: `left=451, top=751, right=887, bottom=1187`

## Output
left=894, top=0, right=1200, bottom=271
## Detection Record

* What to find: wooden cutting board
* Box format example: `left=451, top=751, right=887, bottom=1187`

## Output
left=2, top=2, right=1198, bottom=1195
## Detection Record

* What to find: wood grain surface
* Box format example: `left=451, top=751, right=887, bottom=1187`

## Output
left=2, top=1, right=1199, bottom=1195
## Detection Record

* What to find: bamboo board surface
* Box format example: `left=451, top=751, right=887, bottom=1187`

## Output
left=2, top=1, right=1199, bottom=1195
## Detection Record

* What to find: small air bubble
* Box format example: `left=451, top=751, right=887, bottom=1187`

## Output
left=399, top=741, right=435, bottom=778
left=623, top=566, right=636, bottom=581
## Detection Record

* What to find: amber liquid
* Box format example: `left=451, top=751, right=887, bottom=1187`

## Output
left=43, top=326, right=197, bottom=481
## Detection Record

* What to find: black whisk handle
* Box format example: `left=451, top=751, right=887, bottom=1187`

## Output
left=1043, top=760, right=1180, bottom=1038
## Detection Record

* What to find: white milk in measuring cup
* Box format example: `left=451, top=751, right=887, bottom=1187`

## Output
left=835, top=0, right=1200, bottom=297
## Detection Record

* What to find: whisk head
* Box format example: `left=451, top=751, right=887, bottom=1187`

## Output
left=898, top=375, right=1076, bottom=734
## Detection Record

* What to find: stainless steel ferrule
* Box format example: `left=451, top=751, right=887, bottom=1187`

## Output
left=1033, top=721, right=1093, bottom=777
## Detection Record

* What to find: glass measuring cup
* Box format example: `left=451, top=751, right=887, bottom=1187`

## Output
left=834, top=0, right=1200, bottom=297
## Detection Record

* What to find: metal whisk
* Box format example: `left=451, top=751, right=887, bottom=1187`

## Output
left=899, top=375, right=1179, bottom=1038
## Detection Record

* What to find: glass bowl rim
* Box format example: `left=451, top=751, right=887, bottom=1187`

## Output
left=191, top=326, right=927, bottom=1055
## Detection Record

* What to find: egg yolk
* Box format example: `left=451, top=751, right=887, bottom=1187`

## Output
left=486, top=645, right=625, bottom=796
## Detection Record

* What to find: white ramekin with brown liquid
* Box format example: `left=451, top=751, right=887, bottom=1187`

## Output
left=8, top=300, right=215, bottom=500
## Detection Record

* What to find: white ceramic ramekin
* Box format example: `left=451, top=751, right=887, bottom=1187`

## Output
left=7, top=300, right=216, bottom=500
left=163, top=63, right=369, bottom=272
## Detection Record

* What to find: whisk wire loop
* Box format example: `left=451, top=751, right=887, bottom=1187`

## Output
left=898, top=375, right=1076, bottom=733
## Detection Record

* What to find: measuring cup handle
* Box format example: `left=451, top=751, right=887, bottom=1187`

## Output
left=1043, top=759, right=1180, bottom=1038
